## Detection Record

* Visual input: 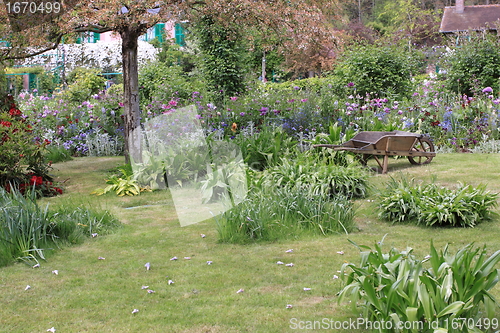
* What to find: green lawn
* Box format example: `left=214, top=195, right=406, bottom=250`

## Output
left=0, top=154, right=499, bottom=332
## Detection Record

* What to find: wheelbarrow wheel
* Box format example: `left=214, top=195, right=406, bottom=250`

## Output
left=408, top=137, right=435, bottom=165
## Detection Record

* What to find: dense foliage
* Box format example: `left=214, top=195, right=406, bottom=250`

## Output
left=333, top=44, right=418, bottom=99
left=439, top=35, right=500, bottom=96
left=339, top=240, right=500, bottom=333
left=0, top=93, right=61, bottom=196
left=378, top=176, right=498, bottom=227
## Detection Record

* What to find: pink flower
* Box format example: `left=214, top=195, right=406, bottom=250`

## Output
left=169, top=100, right=178, bottom=106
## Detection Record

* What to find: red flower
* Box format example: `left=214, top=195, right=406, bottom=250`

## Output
left=1, top=121, right=12, bottom=127
left=30, top=176, right=43, bottom=186
left=9, top=108, right=22, bottom=117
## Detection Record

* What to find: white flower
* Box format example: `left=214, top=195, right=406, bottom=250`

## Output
left=147, top=289, right=155, bottom=294
left=303, top=287, right=311, bottom=291
left=285, top=263, right=294, bottom=267
left=91, top=233, right=98, bottom=237
left=276, top=261, right=284, bottom=265
left=286, top=304, right=293, bottom=309
left=25, top=285, right=31, bottom=291
left=52, top=270, right=58, bottom=275
left=285, top=249, right=293, bottom=253
left=336, top=251, right=344, bottom=255
left=200, top=234, right=206, bottom=238
left=206, top=261, right=213, bottom=265
left=144, top=262, right=150, bottom=270
left=32, top=263, right=40, bottom=268
left=98, top=256, right=105, bottom=260
left=141, top=286, right=149, bottom=289
left=333, top=275, right=339, bottom=279
left=132, top=309, right=139, bottom=314
left=170, top=256, right=178, bottom=261
left=168, top=280, right=174, bottom=285
left=236, top=288, right=244, bottom=293
left=183, top=257, right=191, bottom=260
left=47, top=327, right=56, bottom=332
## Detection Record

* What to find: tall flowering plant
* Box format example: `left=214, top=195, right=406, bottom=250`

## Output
left=0, top=93, right=62, bottom=196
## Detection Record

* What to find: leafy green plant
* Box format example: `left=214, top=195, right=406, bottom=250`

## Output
left=92, top=167, right=146, bottom=196
left=338, top=239, right=500, bottom=333
left=200, top=157, right=247, bottom=205
left=233, top=126, right=297, bottom=171
left=261, top=156, right=369, bottom=200
left=333, top=44, right=416, bottom=99
left=378, top=176, right=498, bottom=227
left=438, top=33, right=500, bottom=95
left=62, top=67, right=106, bottom=102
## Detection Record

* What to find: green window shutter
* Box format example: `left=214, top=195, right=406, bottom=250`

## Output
left=175, top=23, right=185, bottom=46
left=155, top=23, right=165, bottom=44
left=94, top=32, right=100, bottom=42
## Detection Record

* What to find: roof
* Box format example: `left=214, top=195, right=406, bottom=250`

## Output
left=439, top=5, right=500, bottom=33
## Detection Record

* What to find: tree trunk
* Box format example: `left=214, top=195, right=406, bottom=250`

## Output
left=120, top=26, right=142, bottom=164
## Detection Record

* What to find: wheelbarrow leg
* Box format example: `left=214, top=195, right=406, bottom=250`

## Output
left=382, top=155, right=388, bottom=174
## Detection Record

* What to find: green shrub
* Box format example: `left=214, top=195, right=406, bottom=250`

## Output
left=62, top=67, right=106, bottom=102
left=195, top=15, right=248, bottom=102
left=333, top=44, right=416, bottom=99
left=378, top=176, right=498, bottom=227
left=216, top=186, right=355, bottom=243
left=438, top=33, right=500, bottom=95
left=339, top=240, right=500, bottom=333
left=139, top=60, right=206, bottom=109
left=1, top=94, right=54, bottom=191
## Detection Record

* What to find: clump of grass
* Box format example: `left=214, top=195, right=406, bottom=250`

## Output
left=0, top=187, right=53, bottom=266
left=378, top=175, right=498, bottom=227
left=216, top=186, right=355, bottom=243
left=45, top=145, right=73, bottom=163
left=0, top=187, right=121, bottom=267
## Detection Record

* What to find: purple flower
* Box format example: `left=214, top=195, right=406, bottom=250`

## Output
left=347, top=82, right=355, bottom=87
left=293, top=86, right=300, bottom=90
left=239, top=112, right=246, bottom=116
left=482, top=87, right=493, bottom=93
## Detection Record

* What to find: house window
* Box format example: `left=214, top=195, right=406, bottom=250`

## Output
left=175, top=23, right=185, bottom=46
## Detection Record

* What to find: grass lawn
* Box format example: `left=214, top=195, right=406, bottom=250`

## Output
left=0, top=154, right=499, bottom=332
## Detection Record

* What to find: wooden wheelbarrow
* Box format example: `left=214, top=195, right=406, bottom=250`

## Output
left=313, top=131, right=436, bottom=174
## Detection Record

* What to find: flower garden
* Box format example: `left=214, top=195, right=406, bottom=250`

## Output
left=1, top=38, right=500, bottom=332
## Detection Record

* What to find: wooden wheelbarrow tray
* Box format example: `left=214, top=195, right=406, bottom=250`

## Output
left=313, top=131, right=436, bottom=174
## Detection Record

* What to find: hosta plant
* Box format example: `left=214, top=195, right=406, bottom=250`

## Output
left=92, top=167, right=149, bottom=196
left=338, top=240, right=500, bottom=333
left=378, top=176, right=498, bottom=227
